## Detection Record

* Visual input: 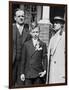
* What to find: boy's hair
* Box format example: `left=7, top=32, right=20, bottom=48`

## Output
left=29, top=22, right=40, bottom=32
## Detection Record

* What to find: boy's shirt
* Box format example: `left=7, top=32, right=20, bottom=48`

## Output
left=32, top=38, right=38, bottom=47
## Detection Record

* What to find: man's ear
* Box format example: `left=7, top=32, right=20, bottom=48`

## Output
left=14, top=16, right=16, bottom=21
left=30, top=31, right=33, bottom=37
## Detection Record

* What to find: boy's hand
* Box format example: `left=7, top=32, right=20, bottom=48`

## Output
left=39, top=70, right=46, bottom=77
left=20, top=74, right=25, bottom=81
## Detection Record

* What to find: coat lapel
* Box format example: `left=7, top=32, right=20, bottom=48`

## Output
left=14, top=24, right=29, bottom=45
left=28, top=40, right=37, bottom=57
left=51, top=34, right=62, bottom=56
left=22, top=26, right=28, bottom=44
left=38, top=39, right=42, bottom=47
left=29, top=39, right=42, bottom=58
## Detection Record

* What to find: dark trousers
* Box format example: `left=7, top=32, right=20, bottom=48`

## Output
left=25, top=77, right=46, bottom=86
left=13, top=58, right=24, bottom=87
left=13, top=59, right=18, bottom=85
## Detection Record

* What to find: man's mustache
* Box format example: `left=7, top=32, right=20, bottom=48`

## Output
left=20, top=18, right=23, bottom=21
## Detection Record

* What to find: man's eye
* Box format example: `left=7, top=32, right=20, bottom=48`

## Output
left=18, top=16, right=20, bottom=17
left=18, top=15, right=24, bottom=17
left=22, top=16, right=24, bottom=17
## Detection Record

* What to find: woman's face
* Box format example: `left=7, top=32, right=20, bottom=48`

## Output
left=54, top=21, right=62, bottom=32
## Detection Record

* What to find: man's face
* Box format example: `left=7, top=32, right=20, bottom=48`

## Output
left=30, top=27, right=40, bottom=39
left=54, top=21, right=62, bottom=32
left=15, top=10, right=24, bottom=25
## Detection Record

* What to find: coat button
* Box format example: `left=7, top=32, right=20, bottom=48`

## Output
left=54, top=61, right=56, bottom=64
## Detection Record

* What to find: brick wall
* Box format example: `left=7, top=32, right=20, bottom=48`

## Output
left=39, top=23, right=50, bottom=47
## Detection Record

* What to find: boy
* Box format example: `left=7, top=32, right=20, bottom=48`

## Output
left=20, top=23, right=48, bottom=86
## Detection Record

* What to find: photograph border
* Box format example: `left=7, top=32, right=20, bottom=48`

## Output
left=9, top=1, right=67, bottom=89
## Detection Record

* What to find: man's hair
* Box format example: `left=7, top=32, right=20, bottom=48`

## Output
left=14, top=8, right=24, bottom=16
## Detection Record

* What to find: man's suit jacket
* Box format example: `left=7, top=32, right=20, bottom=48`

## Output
left=21, top=39, right=48, bottom=78
left=13, top=23, right=31, bottom=85
left=13, top=23, right=31, bottom=63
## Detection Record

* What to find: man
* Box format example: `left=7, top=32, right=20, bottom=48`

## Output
left=20, top=23, right=48, bottom=85
left=48, top=16, right=65, bottom=84
left=13, top=8, right=31, bottom=86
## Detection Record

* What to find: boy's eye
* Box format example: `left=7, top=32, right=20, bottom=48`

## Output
left=33, top=32, right=38, bottom=33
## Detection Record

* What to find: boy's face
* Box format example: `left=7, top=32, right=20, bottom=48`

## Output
left=30, top=27, right=40, bottom=40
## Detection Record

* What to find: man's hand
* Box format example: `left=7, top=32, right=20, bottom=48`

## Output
left=20, top=74, right=25, bottom=81
left=39, top=70, right=46, bottom=77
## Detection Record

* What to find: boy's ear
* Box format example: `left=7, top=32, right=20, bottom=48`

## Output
left=30, top=31, right=32, bottom=35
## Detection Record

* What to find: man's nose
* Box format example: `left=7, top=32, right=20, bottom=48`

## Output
left=20, top=17, right=23, bottom=21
